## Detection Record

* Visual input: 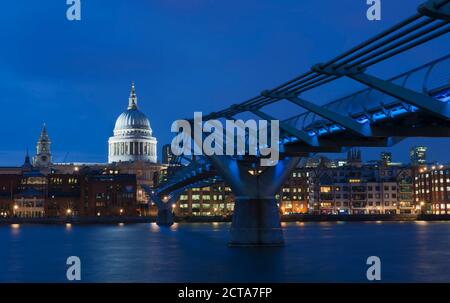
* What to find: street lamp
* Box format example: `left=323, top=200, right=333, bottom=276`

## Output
left=119, top=208, right=124, bottom=216
left=66, top=208, right=72, bottom=216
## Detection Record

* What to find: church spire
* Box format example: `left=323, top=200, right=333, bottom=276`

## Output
left=128, top=81, right=138, bottom=110
left=39, top=123, right=49, bottom=141
left=22, top=148, right=33, bottom=172
left=25, top=148, right=30, bottom=163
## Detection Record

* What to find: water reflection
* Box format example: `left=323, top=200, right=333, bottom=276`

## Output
left=1, top=222, right=450, bottom=282
left=10, top=223, right=20, bottom=237
left=150, top=222, right=159, bottom=232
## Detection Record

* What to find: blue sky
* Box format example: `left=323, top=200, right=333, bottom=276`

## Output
left=0, top=0, right=448, bottom=165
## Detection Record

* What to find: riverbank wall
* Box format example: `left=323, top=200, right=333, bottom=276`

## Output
left=1, top=214, right=450, bottom=225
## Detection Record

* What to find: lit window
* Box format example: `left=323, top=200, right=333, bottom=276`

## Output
left=320, top=186, right=331, bottom=193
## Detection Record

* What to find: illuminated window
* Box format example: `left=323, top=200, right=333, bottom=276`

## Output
left=349, top=179, right=361, bottom=183
left=320, top=186, right=331, bottom=193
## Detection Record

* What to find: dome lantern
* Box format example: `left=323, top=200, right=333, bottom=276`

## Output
left=128, top=81, right=138, bottom=110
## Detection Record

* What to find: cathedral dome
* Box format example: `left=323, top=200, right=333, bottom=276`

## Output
left=112, top=82, right=152, bottom=137
left=108, top=82, right=158, bottom=164
left=114, top=108, right=151, bottom=132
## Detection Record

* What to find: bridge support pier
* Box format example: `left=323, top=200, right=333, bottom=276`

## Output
left=149, top=194, right=179, bottom=227
left=156, top=208, right=174, bottom=226
left=211, top=156, right=301, bottom=246
left=230, top=197, right=284, bottom=246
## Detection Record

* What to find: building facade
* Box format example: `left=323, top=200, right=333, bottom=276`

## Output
left=170, top=150, right=420, bottom=217
left=0, top=157, right=138, bottom=218
left=175, top=184, right=234, bottom=217
left=308, top=151, right=415, bottom=215
left=414, top=165, right=450, bottom=214
left=279, top=168, right=310, bottom=214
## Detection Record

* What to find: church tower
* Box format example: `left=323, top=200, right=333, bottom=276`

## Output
left=34, top=124, right=52, bottom=168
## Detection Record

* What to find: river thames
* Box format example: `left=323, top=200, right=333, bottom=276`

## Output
left=1, top=221, right=450, bottom=282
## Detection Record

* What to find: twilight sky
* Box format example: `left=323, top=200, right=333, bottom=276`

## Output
left=0, top=0, right=448, bottom=166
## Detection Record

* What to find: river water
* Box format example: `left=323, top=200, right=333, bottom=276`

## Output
left=1, top=221, right=450, bottom=282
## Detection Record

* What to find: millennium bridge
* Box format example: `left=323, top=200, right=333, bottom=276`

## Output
left=145, top=0, right=450, bottom=246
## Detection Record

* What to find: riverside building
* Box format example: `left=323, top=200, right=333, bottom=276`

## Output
left=414, top=164, right=450, bottom=214
left=0, top=83, right=163, bottom=217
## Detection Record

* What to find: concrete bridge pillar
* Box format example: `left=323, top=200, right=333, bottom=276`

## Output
left=156, top=207, right=174, bottom=226
left=230, top=196, right=284, bottom=246
left=210, top=156, right=301, bottom=246
left=152, top=194, right=178, bottom=226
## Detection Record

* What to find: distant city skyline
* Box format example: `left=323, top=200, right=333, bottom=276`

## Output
left=0, top=137, right=447, bottom=167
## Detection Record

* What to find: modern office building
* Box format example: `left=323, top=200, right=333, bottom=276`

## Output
left=410, top=146, right=427, bottom=166
left=381, top=152, right=392, bottom=165
left=175, top=184, right=234, bottom=217
left=162, top=144, right=176, bottom=165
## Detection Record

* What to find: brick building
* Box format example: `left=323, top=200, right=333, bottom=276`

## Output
left=0, top=155, right=137, bottom=218
left=414, top=165, right=450, bottom=214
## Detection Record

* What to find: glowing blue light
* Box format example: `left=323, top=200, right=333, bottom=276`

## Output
left=433, top=88, right=450, bottom=102
left=390, top=107, right=407, bottom=117
left=318, top=128, right=328, bottom=135
left=357, top=117, right=369, bottom=124
left=372, top=111, right=387, bottom=121
left=329, top=124, right=341, bottom=132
